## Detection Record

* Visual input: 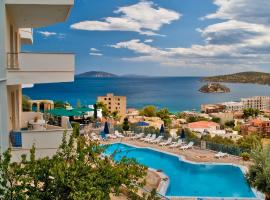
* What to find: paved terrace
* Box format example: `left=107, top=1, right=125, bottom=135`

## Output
left=102, top=137, right=252, bottom=168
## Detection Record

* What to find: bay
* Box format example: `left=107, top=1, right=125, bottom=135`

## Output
left=23, top=77, right=270, bottom=113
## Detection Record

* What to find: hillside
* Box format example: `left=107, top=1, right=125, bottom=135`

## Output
left=203, top=71, right=270, bottom=85
left=76, top=71, right=118, bottom=78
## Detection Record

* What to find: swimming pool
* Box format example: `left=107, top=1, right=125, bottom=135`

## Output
left=105, top=143, right=256, bottom=198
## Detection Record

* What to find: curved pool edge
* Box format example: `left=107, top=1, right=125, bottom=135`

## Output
left=107, top=141, right=264, bottom=200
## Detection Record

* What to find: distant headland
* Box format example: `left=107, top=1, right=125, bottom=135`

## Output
left=76, top=71, right=118, bottom=78
left=203, top=71, right=270, bottom=85
left=76, top=71, right=149, bottom=78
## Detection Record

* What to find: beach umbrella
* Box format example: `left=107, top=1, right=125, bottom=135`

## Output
left=160, top=124, right=165, bottom=136
left=180, top=129, right=186, bottom=139
left=104, top=122, right=110, bottom=134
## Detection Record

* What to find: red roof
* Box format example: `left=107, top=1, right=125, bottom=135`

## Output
left=188, top=121, right=219, bottom=129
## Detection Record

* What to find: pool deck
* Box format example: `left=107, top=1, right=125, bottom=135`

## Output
left=102, top=137, right=252, bottom=168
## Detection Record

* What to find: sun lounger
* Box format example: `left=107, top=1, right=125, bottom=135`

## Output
left=115, top=132, right=125, bottom=138
left=140, top=134, right=151, bottom=141
left=150, top=136, right=163, bottom=144
left=107, top=134, right=117, bottom=139
left=180, top=142, right=194, bottom=151
left=169, top=139, right=183, bottom=148
left=131, top=133, right=144, bottom=140
left=159, top=137, right=172, bottom=146
left=145, top=134, right=156, bottom=142
left=214, top=152, right=228, bottom=159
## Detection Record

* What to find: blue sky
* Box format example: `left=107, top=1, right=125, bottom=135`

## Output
left=23, top=0, right=270, bottom=76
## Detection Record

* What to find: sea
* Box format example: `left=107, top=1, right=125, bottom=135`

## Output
left=23, top=77, right=270, bottom=113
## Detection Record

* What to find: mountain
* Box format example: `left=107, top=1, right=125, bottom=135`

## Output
left=76, top=71, right=118, bottom=78
left=203, top=71, right=270, bottom=85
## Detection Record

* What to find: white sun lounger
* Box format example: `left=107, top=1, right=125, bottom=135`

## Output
left=90, top=133, right=100, bottom=141
left=215, top=152, right=228, bottom=159
left=115, top=132, right=124, bottom=138
left=180, top=142, right=194, bottom=151
left=150, top=136, right=163, bottom=144
left=107, top=134, right=117, bottom=139
left=140, top=134, right=151, bottom=141
left=131, top=133, right=144, bottom=140
left=169, top=139, right=183, bottom=148
left=145, top=134, right=156, bottom=142
left=159, top=137, right=172, bottom=146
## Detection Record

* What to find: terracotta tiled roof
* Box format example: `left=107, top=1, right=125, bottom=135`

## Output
left=188, top=121, right=219, bottom=129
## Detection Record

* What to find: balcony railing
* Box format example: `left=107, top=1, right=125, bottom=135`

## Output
left=7, top=53, right=19, bottom=70
left=6, top=52, right=74, bottom=85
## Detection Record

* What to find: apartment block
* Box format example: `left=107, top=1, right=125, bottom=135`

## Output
left=0, top=0, right=74, bottom=160
left=97, top=93, right=126, bottom=119
left=221, top=101, right=244, bottom=112
left=241, top=96, right=270, bottom=111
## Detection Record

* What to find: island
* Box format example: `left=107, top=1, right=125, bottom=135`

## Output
left=76, top=71, right=118, bottom=78
left=199, top=83, right=230, bottom=93
left=203, top=71, right=270, bottom=85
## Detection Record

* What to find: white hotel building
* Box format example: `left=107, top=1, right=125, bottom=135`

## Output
left=241, top=96, right=270, bottom=111
left=0, top=0, right=74, bottom=161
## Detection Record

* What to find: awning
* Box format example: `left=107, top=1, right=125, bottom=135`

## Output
left=46, top=108, right=81, bottom=117
left=73, top=107, right=94, bottom=113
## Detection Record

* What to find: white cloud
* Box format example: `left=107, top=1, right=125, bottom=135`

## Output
left=144, top=39, right=154, bottom=43
left=38, top=31, right=57, bottom=37
left=89, top=52, right=103, bottom=56
left=90, top=48, right=99, bottom=52
left=38, top=31, right=66, bottom=39
left=70, top=1, right=181, bottom=36
left=108, top=0, right=270, bottom=73
left=204, top=0, right=270, bottom=25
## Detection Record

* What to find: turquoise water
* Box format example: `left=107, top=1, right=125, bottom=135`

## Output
left=23, top=77, right=270, bottom=112
left=105, top=143, right=255, bottom=198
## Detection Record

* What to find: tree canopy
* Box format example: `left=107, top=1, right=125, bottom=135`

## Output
left=0, top=132, right=147, bottom=200
left=247, top=145, right=270, bottom=199
left=139, top=106, right=157, bottom=117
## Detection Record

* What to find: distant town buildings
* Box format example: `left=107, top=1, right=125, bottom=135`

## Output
left=241, top=118, right=270, bottom=138
left=221, top=101, right=244, bottom=112
left=201, top=104, right=226, bottom=114
left=241, top=96, right=270, bottom=110
left=201, top=96, right=270, bottom=114
left=97, top=93, right=127, bottom=119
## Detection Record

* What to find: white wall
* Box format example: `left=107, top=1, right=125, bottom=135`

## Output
left=0, top=1, right=9, bottom=153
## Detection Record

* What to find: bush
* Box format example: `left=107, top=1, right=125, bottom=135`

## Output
left=240, top=152, right=250, bottom=161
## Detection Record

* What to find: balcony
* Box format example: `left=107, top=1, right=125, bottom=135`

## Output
left=5, top=0, right=73, bottom=28
left=10, top=111, right=72, bottom=162
left=19, top=28, right=33, bottom=45
left=7, top=52, right=75, bottom=85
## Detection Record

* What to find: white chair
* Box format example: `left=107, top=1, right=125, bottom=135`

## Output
left=180, top=142, right=194, bottom=151
left=150, top=136, right=163, bottom=144
left=159, top=137, right=172, bottom=146
left=131, top=133, right=144, bottom=140
left=146, top=134, right=156, bottom=143
left=140, top=134, right=151, bottom=141
left=169, top=139, right=183, bottom=148
left=215, top=152, right=228, bottom=159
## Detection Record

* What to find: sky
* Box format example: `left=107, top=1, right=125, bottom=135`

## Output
left=23, top=0, right=270, bottom=76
